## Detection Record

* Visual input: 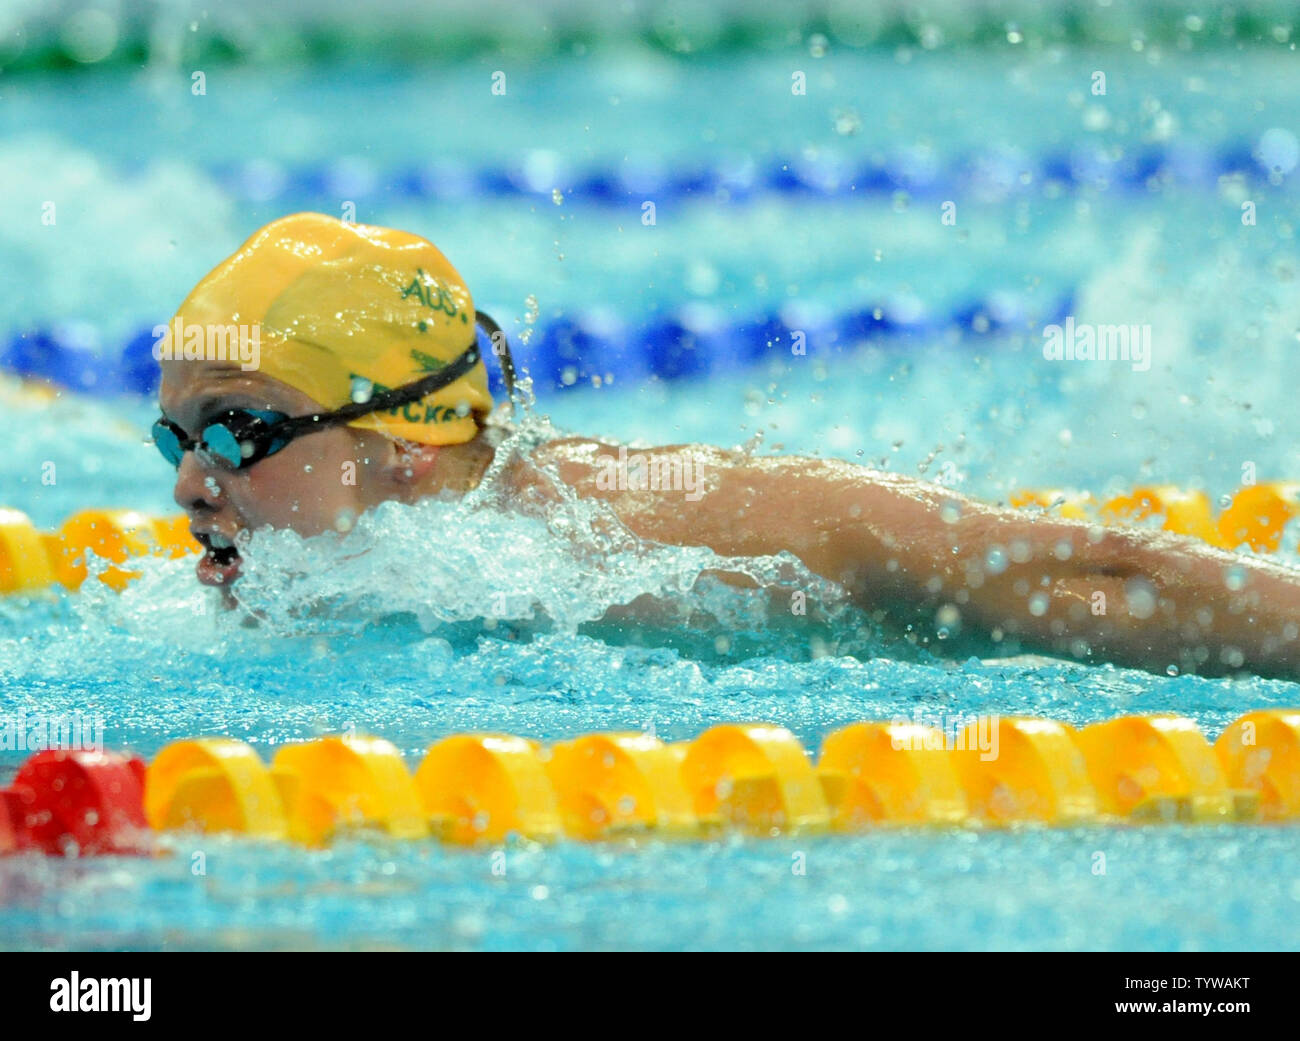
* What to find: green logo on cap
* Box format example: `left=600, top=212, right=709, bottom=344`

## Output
left=410, top=347, right=446, bottom=374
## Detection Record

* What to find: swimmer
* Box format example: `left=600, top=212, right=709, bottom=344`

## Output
left=156, top=213, right=1300, bottom=679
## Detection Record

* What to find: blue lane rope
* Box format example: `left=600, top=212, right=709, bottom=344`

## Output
left=204, top=143, right=1290, bottom=206
left=2, top=290, right=1073, bottom=398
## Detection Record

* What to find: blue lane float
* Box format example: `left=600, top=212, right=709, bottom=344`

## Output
left=203, top=142, right=1291, bottom=208
left=3, top=290, right=1075, bottom=399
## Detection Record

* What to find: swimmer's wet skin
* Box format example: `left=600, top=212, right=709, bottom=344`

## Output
left=158, top=213, right=1300, bottom=680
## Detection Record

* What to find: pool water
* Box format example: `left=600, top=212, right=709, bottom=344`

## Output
left=2, top=37, right=1300, bottom=950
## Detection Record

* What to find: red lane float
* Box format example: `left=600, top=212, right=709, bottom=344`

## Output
left=1, top=749, right=150, bottom=855
left=0, top=791, right=17, bottom=852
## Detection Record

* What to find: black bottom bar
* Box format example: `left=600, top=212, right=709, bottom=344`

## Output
left=0, top=951, right=1286, bottom=1026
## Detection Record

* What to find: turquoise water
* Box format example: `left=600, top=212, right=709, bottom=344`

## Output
left=3, top=41, right=1300, bottom=950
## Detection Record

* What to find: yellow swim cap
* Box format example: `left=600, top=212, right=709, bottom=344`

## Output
left=170, top=212, right=492, bottom=446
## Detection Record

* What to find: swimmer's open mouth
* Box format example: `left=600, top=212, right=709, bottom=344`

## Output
left=192, top=529, right=243, bottom=587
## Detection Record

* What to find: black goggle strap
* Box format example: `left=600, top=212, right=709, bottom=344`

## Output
left=262, top=311, right=517, bottom=441
left=474, top=310, right=519, bottom=402
left=264, top=337, right=485, bottom=442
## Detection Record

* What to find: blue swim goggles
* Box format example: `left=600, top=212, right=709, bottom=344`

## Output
left=152, top=312, right=516, bottom=471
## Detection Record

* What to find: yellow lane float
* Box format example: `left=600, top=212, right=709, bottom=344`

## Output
left=1100, top=486, right=1223, bottom=547
left=545, top=732, right=697, bottom=838
left=1217, top=482, right=1300, bottom=553
left=1008, top=488, right=1094, bottom=521
left=45, top=509, right=161, bottom=591
left=65, top=708, right=1300, bottom=849
left=413, top=734, right=561, bottom=844
left=271, top=735, right=429, bottom=844
left=149, top=514, right=202, bottom=559
left=0, top=508, right=55, bottom=593
left=0, top=508, right=198, bottom=596
left=949, top=717, right=1098, bottom=825
left=1074, top=715, right=1237, bottom=822
left=145, top=738, right=287, bottom=838
left=1214, top=710, right=1300, bottom=821
left=817, top=722, right=968, bottom=828
left=679, top=724, right=829, bottom=833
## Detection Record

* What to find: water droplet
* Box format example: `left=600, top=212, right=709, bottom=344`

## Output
left=1083, top=105, right=1112, bottom=131
left=935, top=603, right=961, bottom=636
left=832, top=108, right=860, bottom=136
left=350, top=376, right=374, bottom=403
left=984, top=546, right=1008, bottom=575
left=1124, top=578, right=1158, bottom=620
left=1221, top=646, right=1245, bottom=669
left=940, top=499, right=962, bottom=524
left=551, top=187, right=564, bottom=205
left=1027, top=591, right=1050, bottom=617
left=1224, top=565, right=1247, bottom=591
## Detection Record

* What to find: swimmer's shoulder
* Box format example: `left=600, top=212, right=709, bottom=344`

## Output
left=489, top=436, right=611, bottom=506
left=529, top=436, right=616, bottom=467
left=508, top=437, right=625, bottom=503
left=522, top=438, right=918, bottom=495
left=525, top=437, right=739, bottom=490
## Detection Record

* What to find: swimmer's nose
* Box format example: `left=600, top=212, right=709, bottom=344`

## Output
left=172, top=450, right=227, bottom=516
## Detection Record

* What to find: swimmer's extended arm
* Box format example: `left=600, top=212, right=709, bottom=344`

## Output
left=809, top=468, right=1300, bottom=679
left=537, top=439, right=1300, bottom=678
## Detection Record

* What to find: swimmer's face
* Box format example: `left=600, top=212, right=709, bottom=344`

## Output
left=158, top=359, right=399, bottom=586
